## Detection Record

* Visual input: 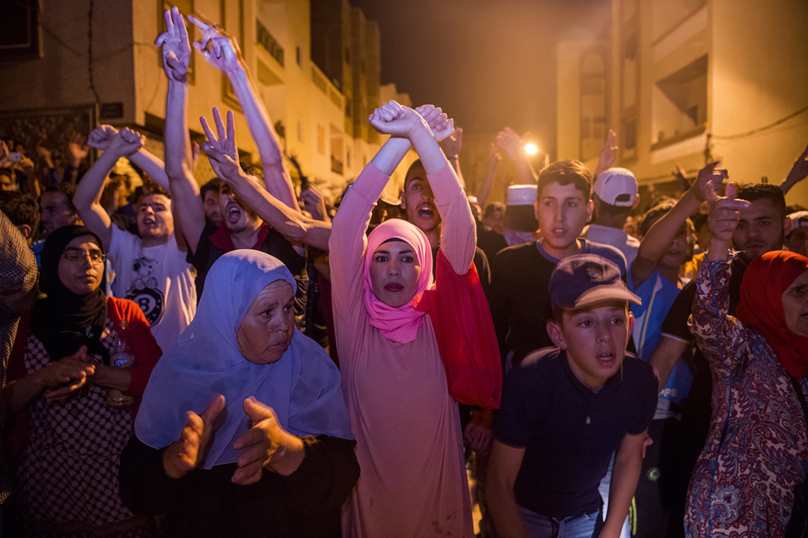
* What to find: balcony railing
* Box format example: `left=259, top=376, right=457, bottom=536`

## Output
left=331, top=156, right=344, bottom=175
left=256, top=20, right=284, bottom=67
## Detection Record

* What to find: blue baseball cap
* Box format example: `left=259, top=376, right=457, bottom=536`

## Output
left=549, top=254, right=641, bottom=310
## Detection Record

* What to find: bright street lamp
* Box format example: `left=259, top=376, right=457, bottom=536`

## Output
left=524, top=143, right=539, bottom=155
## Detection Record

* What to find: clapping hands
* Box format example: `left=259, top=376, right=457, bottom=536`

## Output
left=231, top=397, right=305, bottom=483
left=155, top=7, right=192, bottom=83
left=163, top=394, right=304, bottom=483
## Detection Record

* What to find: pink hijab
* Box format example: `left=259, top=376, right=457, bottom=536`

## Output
left=363, top=219, right=434, bottom=343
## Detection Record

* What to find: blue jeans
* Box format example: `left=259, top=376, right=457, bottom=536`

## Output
left=518, top=506, right=601, bottom=538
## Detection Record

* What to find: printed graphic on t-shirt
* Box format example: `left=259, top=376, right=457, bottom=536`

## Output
left=125, top=254, right=164, bottom=325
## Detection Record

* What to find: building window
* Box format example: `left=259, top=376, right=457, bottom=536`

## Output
left=0, top=0, right=40, bottom=60
left=297, top=119, right=303, bottom=142
left=296, top=46, right=301, bottom=66
left=652, top=55, right=707, bottom=146
left=345, top=48, right=351, bottom=63
left=317, top=124, right=326, bottom=155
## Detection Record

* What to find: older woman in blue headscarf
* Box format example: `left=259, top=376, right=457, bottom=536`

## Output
left=119, top=250, right=358, bottom=537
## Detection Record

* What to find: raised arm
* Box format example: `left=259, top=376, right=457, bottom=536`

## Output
left=86, top=125, right=171, bottom=192
left=780, top=142, right=808, bottom=196
left=370, top=102, right=475, bottom=273
left=497, top=127, right=536, bottom=185
left=188, top=16, right=298, bottom=212
left=155, top=7, right=206, bottom=253
left=689, top=182, right=752, bottom=376
left=632, top=162, right=725, bottom=287
left=476, top=142, right=501, bottom=207
left=440, top=126, right=465, bottom=189
left=593, top=129, right=618, bottom=179
left=75, top=128, right=145, bottom=249
left=200, top=108, right=330, bottom=250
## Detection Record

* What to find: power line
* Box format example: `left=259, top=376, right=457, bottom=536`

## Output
left=710, top=105, right=808, bottom=140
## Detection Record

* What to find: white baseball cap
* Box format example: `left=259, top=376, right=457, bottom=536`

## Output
left=788, top=211, right=808, bottom=235
left=594, top=168, right=637, bottom=207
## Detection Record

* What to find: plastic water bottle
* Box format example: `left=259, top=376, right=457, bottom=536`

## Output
left=108, top=320, right=134, bottom=407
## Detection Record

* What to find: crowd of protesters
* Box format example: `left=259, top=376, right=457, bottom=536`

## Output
left=1, top=7, right=808, bottom=538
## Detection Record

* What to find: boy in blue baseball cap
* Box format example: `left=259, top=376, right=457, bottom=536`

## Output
left=487, top=254, right=658, bottom=538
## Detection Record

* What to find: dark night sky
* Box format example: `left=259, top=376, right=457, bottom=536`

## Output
left=351, top=0, right=611, bottom=155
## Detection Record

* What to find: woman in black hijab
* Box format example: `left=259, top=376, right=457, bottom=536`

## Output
left=5, top=225, right=162, bottom=537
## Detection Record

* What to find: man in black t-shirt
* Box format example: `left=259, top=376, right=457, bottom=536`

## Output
left=489, top=160, right=626, bottom=371
left=487, top=254, right=657, bottom=537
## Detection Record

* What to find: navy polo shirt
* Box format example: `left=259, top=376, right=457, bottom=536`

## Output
left=494, top=347, right=657, bottom=518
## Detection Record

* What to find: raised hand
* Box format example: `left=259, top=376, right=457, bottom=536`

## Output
left=187, top=15, right=243, bottom=74
left=231, top=397, right=305, bottom=484
left=785, top=142, right=808, bottom=187
left=87, top=125, right=119, bottom=151
left=414, top=104, right=454, bottom=143
left=107, top=128, right=146, bottom=158
left=154, top=7, right=192, bottom=83
left=496, top=127, right=524, bottom=162
left=594, top=129, right=618, bottom=177
left=162, top=395, right=226, bottom=479
left=200, top=108, right=241, bottom=181
left=299, top=184, right=329, bottom=222
left=441, top=126, right=463, bottom=158
left=695, top=161, right=729, bottom=202
left=69, top=134, right=90, bottom=165
left=489, top=142, right=502, bottom=165
left=368, top=100, right=432, bottom=140
left=707, top=182, right=749, bottom=244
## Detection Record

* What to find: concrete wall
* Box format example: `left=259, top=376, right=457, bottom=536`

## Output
left=0, top=0, right=135, bottom=120
left=709, top=0, right=808, bottom=205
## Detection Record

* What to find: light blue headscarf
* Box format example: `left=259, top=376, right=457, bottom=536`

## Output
left=135, top=250, right=353, bottom=469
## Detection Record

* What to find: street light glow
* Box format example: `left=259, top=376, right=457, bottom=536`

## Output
left=524, top=143, right=539, bottom=155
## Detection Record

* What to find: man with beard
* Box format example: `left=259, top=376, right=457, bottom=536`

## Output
left=74, top=127, right=197, bottom=354
left=32, top=183, right=83, bottom=264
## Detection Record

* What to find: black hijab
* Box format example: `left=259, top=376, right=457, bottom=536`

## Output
left=30, top=226, right=110, bottom=363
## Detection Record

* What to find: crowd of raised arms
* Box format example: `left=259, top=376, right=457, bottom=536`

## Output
left=2, top=7, right=808, bottom=538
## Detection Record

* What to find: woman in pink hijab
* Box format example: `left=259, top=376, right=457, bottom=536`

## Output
left=330, top=101, right=501, bottom=537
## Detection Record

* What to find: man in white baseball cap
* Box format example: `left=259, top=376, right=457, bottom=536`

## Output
left=786, top=210, right=808, bottom=257
left=584, top=167, right=641, bottom=267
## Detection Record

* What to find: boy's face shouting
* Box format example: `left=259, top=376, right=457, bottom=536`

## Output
left=547, top=301, right=633, bottom=391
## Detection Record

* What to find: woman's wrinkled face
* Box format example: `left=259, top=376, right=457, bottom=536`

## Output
left=369, top=239, right=422, bottom=308
left=783, top=269, right=808, bottom=337
left=237, top=281, right=295, bottom=364
left=57, top=236, right=105, bottom=295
